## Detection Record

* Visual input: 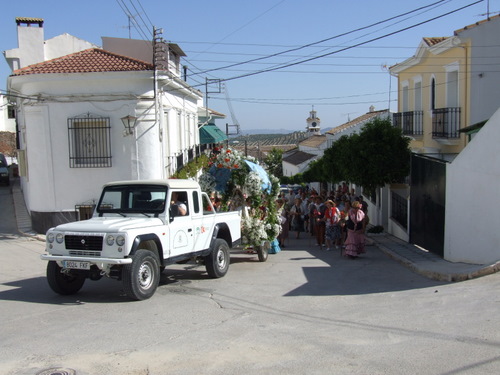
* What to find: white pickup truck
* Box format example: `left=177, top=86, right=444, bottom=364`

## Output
left=41, top=179, right=241, bottom=300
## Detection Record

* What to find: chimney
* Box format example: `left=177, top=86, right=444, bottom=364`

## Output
left=4, top=18, right=45, bottom=71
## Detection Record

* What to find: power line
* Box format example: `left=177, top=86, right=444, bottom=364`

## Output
left=189, top=0, right=451, bottom=76
left=216, top=0, right=484, bottom=84
left=191, top=0, right=287, bottom=59
left=115, top=0, right=152, bottom=40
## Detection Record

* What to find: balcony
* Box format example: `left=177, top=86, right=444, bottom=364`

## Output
left=393, top=111, right=423, bottom=137
left=432, top=107, right=461, bottom=144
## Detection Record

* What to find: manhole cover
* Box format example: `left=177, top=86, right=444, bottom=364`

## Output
left=36, top=368, right=76, bottom=375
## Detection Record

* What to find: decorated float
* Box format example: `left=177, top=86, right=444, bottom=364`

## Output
left=197, top=146, right=281, bottom=261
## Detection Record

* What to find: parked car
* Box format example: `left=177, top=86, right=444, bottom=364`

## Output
left=0, top=153, right=9, bottom=185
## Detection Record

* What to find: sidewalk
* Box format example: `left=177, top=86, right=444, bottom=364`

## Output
left=10, top=177, right=499, bottom=282
left=11, top=177, right=45, bottom=241
left=368, top=233, right=500, bottom=282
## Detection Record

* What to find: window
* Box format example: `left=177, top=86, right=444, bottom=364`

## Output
left=446, top=70, right=459, bottom=108
left=7, top=105, right=16, bottom=119
left=402, top=82, right=409, bottom=112
left=430, top=78, right=436, bottom=110
left=414, top=81, right=422, bottom=110
left=68, top=114, right=112, bottom=168
left=97, top=184, right=167, bottom=215
left=192, top=190, right=200, bottom=213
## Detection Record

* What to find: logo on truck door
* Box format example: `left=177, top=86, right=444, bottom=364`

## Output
left=173, top=230, right=188, bottom=248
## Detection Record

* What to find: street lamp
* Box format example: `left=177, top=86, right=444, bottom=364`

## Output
left=121, top=115, right=138, bottom=135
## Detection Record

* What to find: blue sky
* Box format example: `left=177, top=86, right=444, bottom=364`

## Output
left=1, top=0, right=499, bottom=133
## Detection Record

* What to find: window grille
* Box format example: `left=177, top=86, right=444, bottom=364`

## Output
left=7, top=105, right=16, bottom=119
left=68, top=114, right=112, bottom=168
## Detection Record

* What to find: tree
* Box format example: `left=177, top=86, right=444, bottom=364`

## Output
left=349, top=117, right=411, bottom=193
left=321, top=134, right=354, bottom=183
left=303, top=159, right=327, bottom=183
left=264, top=147, right=283, bottom=178
left=308, top=117, right=410, bottom=193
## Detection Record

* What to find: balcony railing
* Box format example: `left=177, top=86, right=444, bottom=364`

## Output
left=393, top=111, right=423, bottom=136
left=432, top=107, right=461, bottom=139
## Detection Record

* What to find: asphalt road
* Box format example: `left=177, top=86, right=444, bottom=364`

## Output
left=1, top=184, right=499, bottom=375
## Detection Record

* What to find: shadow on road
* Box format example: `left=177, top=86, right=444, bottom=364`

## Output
left=282, top=240, right=447, bottom=296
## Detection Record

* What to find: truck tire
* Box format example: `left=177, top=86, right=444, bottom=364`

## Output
left=257, top=245, right=268, bottom=262
left=205, top=239, right=230, bottom=278
left=46, top=261, right=86, bottom=295
left=122, top=250, right=160, bottom=301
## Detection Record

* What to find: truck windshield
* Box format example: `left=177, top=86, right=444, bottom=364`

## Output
left=97, top=184, right=168, bottom=215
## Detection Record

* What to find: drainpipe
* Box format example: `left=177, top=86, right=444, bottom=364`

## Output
left=460, top=43, right=468, bottom=149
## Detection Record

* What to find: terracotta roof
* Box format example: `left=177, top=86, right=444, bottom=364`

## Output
left=299, top=134, right=327, bottom=148
left=16, top=17, right=44, bottom=25
left=282, top=150, right=316, bottom=166
left=422, top=37, right=448, bottom=46
left=12, top=48, right=154, bottom=76
left=326, top=109, right=389, bottom=136
left=454, top=14, right=500, bottom=35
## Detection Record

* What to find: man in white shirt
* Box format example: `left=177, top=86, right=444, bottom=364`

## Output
left=171, top=192, right=187, bottom=216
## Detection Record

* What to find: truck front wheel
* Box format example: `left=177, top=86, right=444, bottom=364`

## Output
left=122, top=250, right=160, bottom=301
left=205, top=239, right=230, bottom=278
left=46, top=261, right=86, bottom=295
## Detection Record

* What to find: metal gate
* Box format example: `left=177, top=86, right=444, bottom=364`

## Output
left=409, top=154, right=447, bottom=257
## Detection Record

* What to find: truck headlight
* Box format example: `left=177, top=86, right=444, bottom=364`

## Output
left=47, top=233, right=55, bottom=243
left=56, top=233, right=64, bottom=244
left=106, top=235, right=115, bottom=246
left=116, top=235, right=125, bottom=246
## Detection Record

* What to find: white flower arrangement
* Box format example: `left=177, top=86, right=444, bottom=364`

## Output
left=243, top=171, right=263, bottom=198
left=212, top=147, right=243, bottom=169
left=198, top=173, right=216, bottom=194
left=196, top=146, right=281, bottom=249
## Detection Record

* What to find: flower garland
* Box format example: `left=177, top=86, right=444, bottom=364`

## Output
left=198, top=146, right=280, bottom=248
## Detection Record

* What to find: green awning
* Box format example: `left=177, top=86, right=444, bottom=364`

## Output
left=199, top=124, right=227, bottom=144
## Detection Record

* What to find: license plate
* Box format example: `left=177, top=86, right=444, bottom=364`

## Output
left=62, top=260, right=90, bottom=270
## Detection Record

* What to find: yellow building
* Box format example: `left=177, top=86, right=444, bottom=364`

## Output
left=390, top=34, right=471, bottom=156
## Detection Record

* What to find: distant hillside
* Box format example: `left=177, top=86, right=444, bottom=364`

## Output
left=230, top=131, right=309, bottom=147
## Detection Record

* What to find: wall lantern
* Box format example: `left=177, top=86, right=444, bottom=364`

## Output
left=121, top=115, right=138, bottom=135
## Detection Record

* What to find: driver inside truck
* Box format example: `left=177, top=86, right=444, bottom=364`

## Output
left=170, top=191, right=187, bottom=216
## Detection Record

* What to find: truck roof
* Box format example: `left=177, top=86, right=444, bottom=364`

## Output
left=103, top=179, right=201, bottom=189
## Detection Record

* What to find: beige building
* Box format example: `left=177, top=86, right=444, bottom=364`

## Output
left=390, top=15, right=500, bottom=157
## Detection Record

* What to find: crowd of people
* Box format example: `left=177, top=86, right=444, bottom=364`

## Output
left=276, top=184, right=369, bottom=259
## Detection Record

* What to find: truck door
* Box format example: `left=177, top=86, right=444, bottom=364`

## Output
left=168, top=190, right=194, bottom=257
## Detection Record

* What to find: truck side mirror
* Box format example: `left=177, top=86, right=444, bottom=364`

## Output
left=169, top=205, right=179, bottom=222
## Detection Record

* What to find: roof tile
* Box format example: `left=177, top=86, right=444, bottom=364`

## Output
left=12, top=48, right=154, bottom=76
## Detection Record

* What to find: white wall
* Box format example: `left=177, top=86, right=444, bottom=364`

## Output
left=445, top=107, right=500, bottom=264
left=4, top=25, right=44, bottom=70
left=0, top=95, right=16, bottom=132
left=45, top=34, right=98, bottom=60
left=283, top=161, right=300, bottom=177
left=11, top=71, right=201, bottom=214
left=458, top=16, right=500, bottom=125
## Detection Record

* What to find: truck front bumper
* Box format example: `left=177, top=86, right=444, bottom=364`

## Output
left=40, top=254, right=133, bottom=265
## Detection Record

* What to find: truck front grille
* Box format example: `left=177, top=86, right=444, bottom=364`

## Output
left=65, top=235, right=103, bottom=251
left=69, top=250, right=101, bottom=257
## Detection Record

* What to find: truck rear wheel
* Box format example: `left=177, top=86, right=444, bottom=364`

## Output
left=122, top=250, right=160, bottom=301
left=205, top=239, right=230, bottom=278
left=257, top=245, right=268, bottom=262
left=46, top=261, right=86, bottom=295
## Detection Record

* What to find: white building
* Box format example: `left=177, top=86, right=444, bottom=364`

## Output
left=445, top=107, right=500, bottom=265
left=282, top=150, right=316, bottom=177
left=4, top=18, right=206, bottom=233
left=0, top=94, right=16, bottom=132
left=325, top=107, right=390, bottom=147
